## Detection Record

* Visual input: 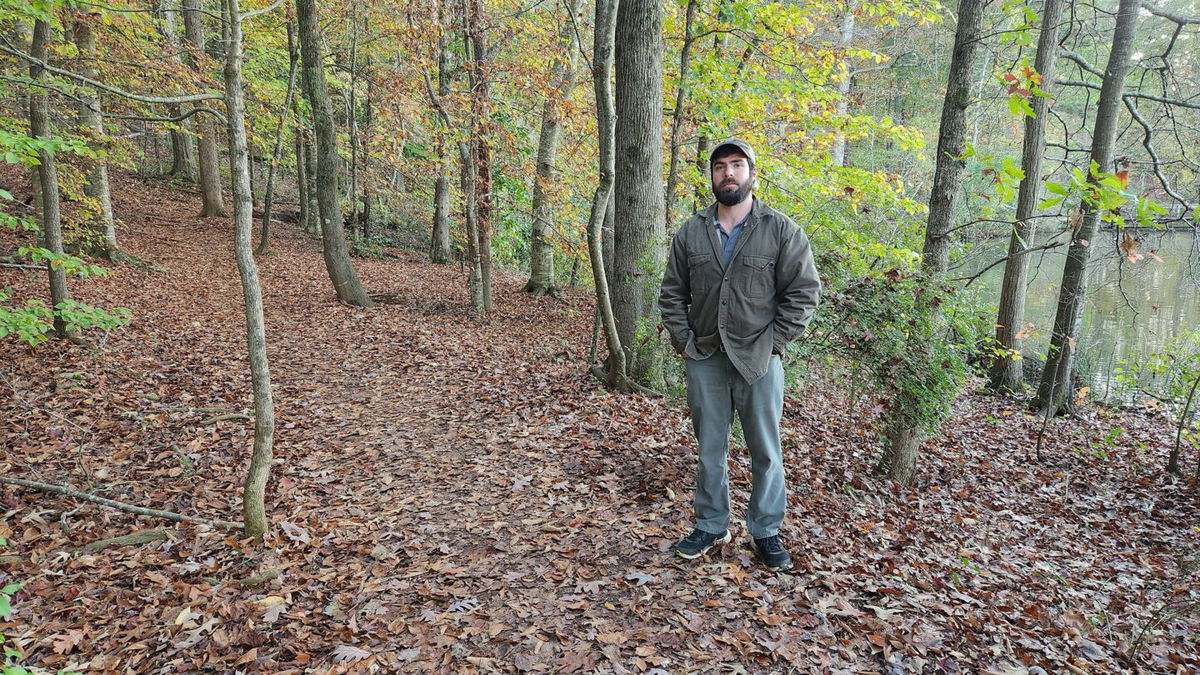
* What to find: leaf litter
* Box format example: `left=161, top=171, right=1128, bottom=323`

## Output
left=0, top=171, right=1197, bottom=672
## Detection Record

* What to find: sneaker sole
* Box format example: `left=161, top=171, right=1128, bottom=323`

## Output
left=675, top=531, right=732, bottom=560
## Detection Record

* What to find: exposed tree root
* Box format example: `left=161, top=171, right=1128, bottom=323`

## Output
left=77, top=529, right=175, bottom=553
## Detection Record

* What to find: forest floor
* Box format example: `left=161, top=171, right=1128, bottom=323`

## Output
left=1, top=171, right=1199, bottom=674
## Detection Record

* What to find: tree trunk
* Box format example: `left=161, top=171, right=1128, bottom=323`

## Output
left=430, top=14, right=454, bottom=264
left=303, top=126, right=319, bottom=235
left=223, top=0, right=276, bottom=540
left=830, top=1, right=858, bottom=168
left=613, top=0, right=666, bottom=384
left=72, top=12, right=119, bottom=257
left=664, top=0, right=698, bottom=227
left=1035, top=0, right=1140, bottom=416
left=989, top=0, right=1064, bottom=393
left=524, top=0, right=581, bottom=297
left=183, top=0, right=227, bottom=217
left=296, top=0, right=374, bottom=306
left=295, top=127, right=309, bottom=234
left=346, top=5, right=360, bottom=236
left=588, top=0, right=629, bottom=389
left=29, top=20, right=71, bottom=338
left=157, top=0, right=197, bottom=182
left=877, top=0, right=985, bottom=485
left=256, top=19, right=299, bottom=256
left=466, top=0, right=493, bottom=313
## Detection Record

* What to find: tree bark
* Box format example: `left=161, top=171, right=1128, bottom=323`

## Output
left=72, top=12, right=119, bottom=257
left=524, top=0, right=582, bottom=297
left=613, top=0, right=666, bottom=383
left=989, top=0, right=1064, bottom=393
left=877, top=0, right=985, bottom=486
left=430, top=9, right=454, bottom=264
left=157, top=0, right=197, bottom=182
left=303, top=126, right=319, bottom=235
left=466, top=0, right=493, bottom=313
left=294, top=125, right=308, bottom=235
left=1035, top=0, right=1140, bottom=416
left=296, top=0, right=374, bottom=306
left=830, top=1, right=859, bottom=168
left=223, top=0, right=276, bottom=540
left=587, top=0, right=629, bottom=389
left=29, top=20, right=71, bottom=338
left=183, top=0, right=227, bottom=217
left=256, top=19, right=299, bottom=256
left=663, top=0, right=698, bottom=228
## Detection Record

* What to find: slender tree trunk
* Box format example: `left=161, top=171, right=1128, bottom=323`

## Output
left=183, top=0, right=227, bottom=217
left=430, top=13, right=454, bottom=264
left=664, top=0, right=697, bottom=227
left=29, top=20, right=70, bottom=337
left=158, top=0, right=197, bottom=181
left=1035, top=0, right=1140, bottom=416
left=346, top=4, right=360, bottom=236
left=877, top=0, right=985, bottom=486
left=588, top=0, right=629, bottom=388
left=223, top=0, right=275, bottom=540
left=295, top=127, right=309, bottom=234
left=830, top=1, right=858, bottom=167
left=989, top=0, right=1064, bottom=393
left=466, top=0, right=493, bottom=313
left=72, top=12, right=118, bottom=257
left=256, top=19, right=299, bottom=256
left=296, top=0, right=374, bottom=306
left=613, top=0, right=666, bottom=384
left=460, top=139, right=484, bottom=310
left=524, top=0, right=581, bottom=297
left=303, top=126, right=319, bottom=234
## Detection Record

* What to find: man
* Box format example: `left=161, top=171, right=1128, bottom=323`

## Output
left=659, top=138, right=820, bottom=571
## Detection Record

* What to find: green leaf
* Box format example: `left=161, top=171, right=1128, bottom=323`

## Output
left=1045, top=181, right=1068, bottom=196
left=1038, top=196, right=1064, bottom=210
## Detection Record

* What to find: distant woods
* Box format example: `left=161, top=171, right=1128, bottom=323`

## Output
left=2, top=0, right=1199, bottom=491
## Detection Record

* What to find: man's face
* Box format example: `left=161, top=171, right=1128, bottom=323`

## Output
left=711, top=153, right=755, bottom=206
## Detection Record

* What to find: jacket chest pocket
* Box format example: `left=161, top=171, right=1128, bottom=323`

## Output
left=688, top=253, right=715, bottom=296
left=741, top=255, right=775, bottom=298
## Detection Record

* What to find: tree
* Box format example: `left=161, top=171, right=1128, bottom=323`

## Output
left=28, top=20, right=71, bottom=338
left=586, top=0, right=633, bottom=391
left=155, top=0, right=197, bottom=182
left=613, top=0, right=666, bottom=383
left=464, top=0, right=494, bottom=313
left=183, top=0, right=227, bottom=217
left=1035, top=0, right=1141, bottom=416
left=988, top=0, right=1065, bottom=393
left=876, top=0, right=987, bottom=486
left=256, top=18, right=300, bottom=256
left=524, top=0, right=582, bottom=298
left=222, top=0, right=276, bottom=539
left=664, top=0, right=699, bottom=227
left=72, top=10, right=119, bottom=257
left=429, top=5, right=455, bottom=265
left=296, top=0, right=375, bottom=307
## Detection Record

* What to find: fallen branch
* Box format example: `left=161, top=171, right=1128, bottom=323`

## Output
left=202, top=412, right=253, bottom=424
left=76, top=528, right=175, bottom=553
left=0, top=476, right=240, bottom=530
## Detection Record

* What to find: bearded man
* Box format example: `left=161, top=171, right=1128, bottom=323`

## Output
left=659, top=139, right=820, bottom=571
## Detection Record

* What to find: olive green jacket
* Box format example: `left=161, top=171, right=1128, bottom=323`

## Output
left=659, top=198, right=820, bottom=384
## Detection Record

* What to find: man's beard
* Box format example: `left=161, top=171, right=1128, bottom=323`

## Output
left=713, top=177, right=753, bottom=206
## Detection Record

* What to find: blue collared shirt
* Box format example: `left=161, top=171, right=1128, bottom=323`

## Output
left=715, top=217, right=748, bottom=268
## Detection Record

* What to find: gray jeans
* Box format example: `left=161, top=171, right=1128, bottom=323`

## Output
left=685, top=351, right=786, bottom=539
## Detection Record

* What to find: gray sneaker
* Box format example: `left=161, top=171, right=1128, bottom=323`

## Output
left=674, top=529, right=731, bottom=560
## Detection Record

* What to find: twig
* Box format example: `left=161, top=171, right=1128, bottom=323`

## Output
left=0, top=476, right=240, bottom=530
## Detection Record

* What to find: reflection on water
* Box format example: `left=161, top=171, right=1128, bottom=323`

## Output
left=963, top=228, right=1199, bottom=401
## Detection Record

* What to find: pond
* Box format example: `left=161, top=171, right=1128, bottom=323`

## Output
left=961, top=227, right=1199, bottom=402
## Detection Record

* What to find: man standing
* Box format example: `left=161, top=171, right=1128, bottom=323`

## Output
left=659, top=139, right=820, bottom=571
